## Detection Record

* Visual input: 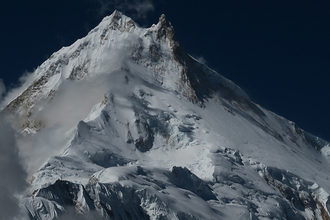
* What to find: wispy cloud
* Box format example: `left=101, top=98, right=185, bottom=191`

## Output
left=0, top=79, right=6, bottom=106
left=0, top=113, right=28, bottom=220
left=3, top=36, right=134, bottom=177
left=16, top=76, right=111, bottom=175
left=17, top=125, right=68, bottom=175
left=196, top=56, right=207, bottom=65
left=57, top=34, right=67, bottom=46
left=95, top=0, right=154, bottom=20
left=0, top=79, right=6, bottom=98
left=0, top=71, right=37, bottom=109
left=0, top=26, right=136, bottom=217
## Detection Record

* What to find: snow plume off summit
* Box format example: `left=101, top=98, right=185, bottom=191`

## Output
left=3, top=10, right=330, bottom=220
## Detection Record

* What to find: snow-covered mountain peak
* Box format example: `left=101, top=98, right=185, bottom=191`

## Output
left=95, top=9, right=140, bottom=34
left=155, top=13, right=175, bottom=36
left=6, top=11, right=330, bottom=219
left=109, top=9, right=125, bottom=20
left=152, top=13, right=179, bottom=51
left=5, top=10, right=248, bottom=133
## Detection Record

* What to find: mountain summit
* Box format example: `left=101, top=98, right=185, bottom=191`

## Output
left=6, top=11, right=330, bottom=219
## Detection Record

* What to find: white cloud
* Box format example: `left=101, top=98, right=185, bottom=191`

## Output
left=17, top=125, right=68, bottom=175
left=95, top=0, right=154, bottom=20
left=0, top=71, right=36, bottom=109
left=196, top=56, right=207, bottom=65
left=0, top=113, right=28, bottom=220
left=5, top=35, right=135, bottom=177
left=16, top=75, right=111, bottom=175
left=0, top=79, right=6, bottom=98
left=0, top=19, right=138, bottom=217
left=36, top=79, right=108, bottom=131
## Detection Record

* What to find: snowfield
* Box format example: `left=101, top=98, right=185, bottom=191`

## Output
left=4, top=10, right=330, bottom=219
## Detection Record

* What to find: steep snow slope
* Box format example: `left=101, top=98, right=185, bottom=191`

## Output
left=6, top=11, right=330, bottom=219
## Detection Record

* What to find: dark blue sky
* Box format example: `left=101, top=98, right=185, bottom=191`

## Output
left=0, top=1, right=329, bottom=141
